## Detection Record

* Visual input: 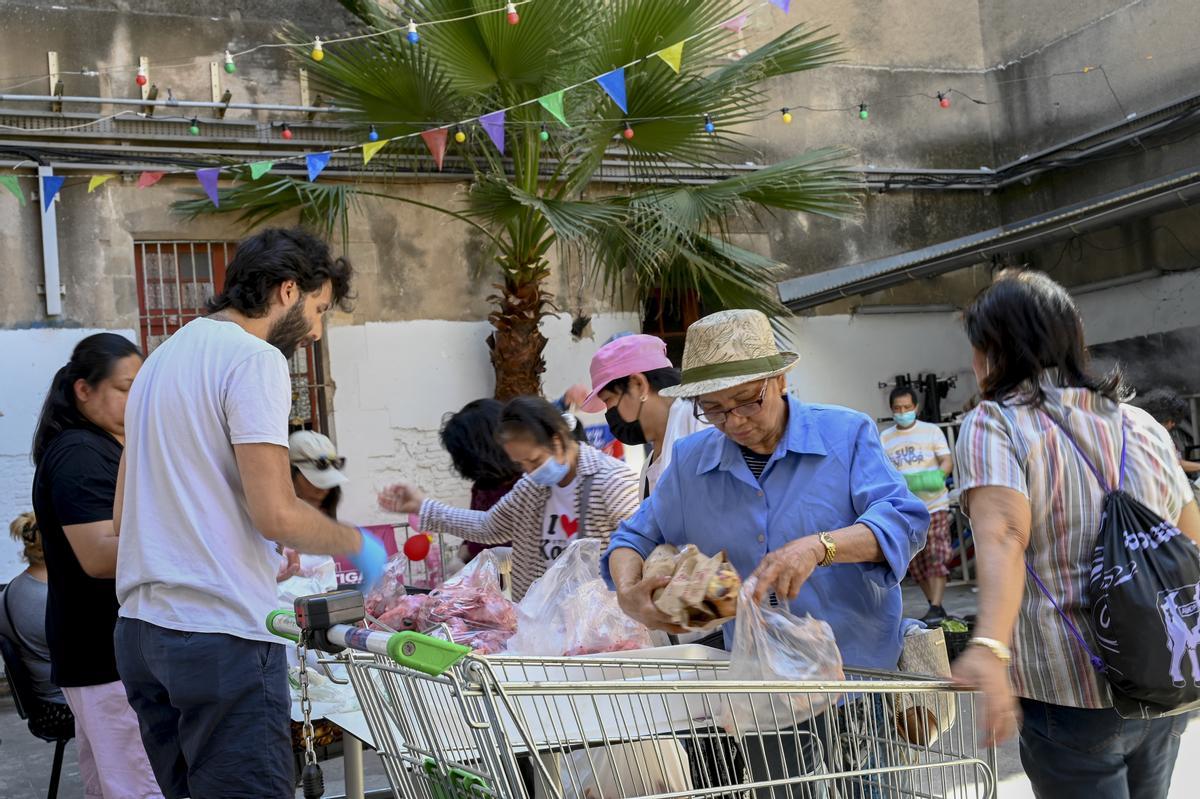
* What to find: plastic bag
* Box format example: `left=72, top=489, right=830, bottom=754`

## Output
left=718, top=578, right=844, bottom=734
left=277, top=556, right=338, bottom=606
left=418, top=550, right=517, bottom=653
left=561, top=739, right=692, bottom=799
left=649, top=544, right=740, bottom=631
left=364, top=554, right=412, bottom=619
left=506, top=539, right=652, bottom=656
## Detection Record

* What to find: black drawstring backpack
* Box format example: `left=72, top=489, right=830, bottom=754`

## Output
left=1027, top=412, right=1200, bottom=719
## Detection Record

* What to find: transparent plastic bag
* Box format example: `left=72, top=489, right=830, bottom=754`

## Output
left=418, top=549, right=517, bottom=652
left=364, top=554, right=411, bottom=619
left=719, top=578, right=844, bottom=734
left=561, top=739, right=692, bottom=799
left=506, top=539, right=652, bottom=656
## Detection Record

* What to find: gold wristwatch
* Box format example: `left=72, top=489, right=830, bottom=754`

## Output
left=816, top=532, right=837, bottom=567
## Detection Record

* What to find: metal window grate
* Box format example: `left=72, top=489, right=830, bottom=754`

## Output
left=133, top=240, right=329, bottom=432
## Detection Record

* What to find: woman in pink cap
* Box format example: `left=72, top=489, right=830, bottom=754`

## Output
left=582, top=334, right=709, bottom=499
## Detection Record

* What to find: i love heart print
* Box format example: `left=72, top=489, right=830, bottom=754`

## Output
left=540, top=474, right=581, bottom=566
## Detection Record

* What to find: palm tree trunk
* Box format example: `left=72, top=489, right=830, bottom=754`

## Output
left=487, top=274, right=550, bottom=400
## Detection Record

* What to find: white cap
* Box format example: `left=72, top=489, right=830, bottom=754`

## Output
left=288, top=430, right=349, bottom=490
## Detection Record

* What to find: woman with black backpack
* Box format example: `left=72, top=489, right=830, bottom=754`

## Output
left=951, top=269, right=1200, bottom=798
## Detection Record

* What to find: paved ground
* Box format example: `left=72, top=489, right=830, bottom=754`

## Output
left=0, top=582, right=1194, bottom=797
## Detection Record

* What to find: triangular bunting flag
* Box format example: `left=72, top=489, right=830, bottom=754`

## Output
left=480, top=110, right=506, bottom=155
left=249, top=161, right=274, bottom=180
left=41, top=175, right=65, bottom=212
left=0, top=175, right=25, bottom=206
left=137, top=171, right=165, bottom=188
left=769, top=0, right=791, bottom=12
left=721, top=13, right=749, bottom=31
left=306, top=152, right=331, bottom=182
left=656, top=42, right=684, bottom=74
left=420, top=128, right=449, bottom=171
left=362, top=139, right=387, bottom=165
left=596, top=68, right=627, bottom=113
left=538, top=91, right=569, bottom=126
left=196, top=168, right=221, bottom=207
left=87, top=174, right=116, bottom=193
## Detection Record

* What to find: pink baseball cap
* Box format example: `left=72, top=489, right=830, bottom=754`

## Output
left=582, top=334, right=673, bottom=412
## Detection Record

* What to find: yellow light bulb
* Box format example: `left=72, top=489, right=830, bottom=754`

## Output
left=311, top=37, right=325, bottom=62
left=454, top=130, right=466, bottom=143
left=782, top=111, right=793, bottom=124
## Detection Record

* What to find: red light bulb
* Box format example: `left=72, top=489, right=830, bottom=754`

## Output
left=938, top=93, right=951, bottom=109
left=622, top=123, right=634, bottom=140
left=281, top=124, right=293, bottom=140
left=506, top=2, right=519, bottom=24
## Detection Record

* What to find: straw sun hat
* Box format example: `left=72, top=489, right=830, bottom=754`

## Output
left=659, top=309, right=799, bottom=399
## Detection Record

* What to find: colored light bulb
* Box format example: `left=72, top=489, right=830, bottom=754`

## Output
left=938, top=92, right=950, bottom=109
left=407, top=21, right=419, bottom=44
left=312, top=37, right=324, bottom=61
left=188, top=118, right=200, bottom=136
left=859, top=103, right=869, bottom=120
left=622, top=123, right=634, bottom=140
left=135, top=68, right=147, bottom=87
left=281, top=123, right=293, bottom=140
left=781, top=108, right=792, bottom=124
left=704, top=114, right=714, bottom=133
left=368, top=125, right=379, bottom=142
left=454, top=128, right=466, bottom=143
left=506, top=3, right=520, bottom=25
left=538, top=124, right=549, bottom=142
left=223, top=50, right=236, bottom=74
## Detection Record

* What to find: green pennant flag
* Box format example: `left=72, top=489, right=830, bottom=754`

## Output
left=249, top=161, right=274, bottom=180
left=0, top=174, right=25, bottom=206
left=538, top=90, right=569, bottom=127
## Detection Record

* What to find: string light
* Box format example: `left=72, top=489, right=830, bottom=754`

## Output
left=937, top=91, right=950, bottom=109
left=454, top=126, right=466, bottom=143
left=506, top=2, right=520, bottom=25
left=407, top=20, right=420, bottom=45
left=368, top=124, right=379, bottom=142
left=780, top=108, right=792, bottom=124
left=703, top=113, right=715, bottom=133
left=223, top=50, right=236, bottom=74
left=311, top=37, right=324, bottom=61
left=622, top=122, right=634, bottom=140
left=859, top=103, right=869, bottom=120
left=280, top=122, right=293, bottom=140
left=188, top=118, right=200, bottom=136
left=538, top=123, right=549, bottom=142
left=135, top=66, right=147, bottom=87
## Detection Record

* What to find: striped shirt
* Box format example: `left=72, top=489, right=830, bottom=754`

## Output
left=419, top=444, right=639, bottom=600
left=955, top=377, right=1192, bottom=708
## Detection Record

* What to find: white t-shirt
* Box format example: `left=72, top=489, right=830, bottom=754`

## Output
left=642, top=399, right=710, bottom=498
left=879, top=420, right=952, bottom=513
left=117, top=317, right=293, bottom=643
left=539, top=475, right=580, bottom=568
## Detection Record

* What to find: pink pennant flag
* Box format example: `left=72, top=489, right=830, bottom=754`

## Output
left=721, top=13, right=749, bottom=32
left=420, top=128, right=449, bottom=171
left=196, top=168, right=221, bottom=207
left=137, top=171, right=165, bottom=188
left=480, top=110, right=506, bottom=155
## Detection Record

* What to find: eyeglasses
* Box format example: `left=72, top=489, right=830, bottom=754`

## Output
left=693, top=380, right=769, bottom=425
left=297, top=456, right=346, bottom=470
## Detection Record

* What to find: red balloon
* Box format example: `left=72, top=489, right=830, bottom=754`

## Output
left=403, top=534, right=431, bottom=562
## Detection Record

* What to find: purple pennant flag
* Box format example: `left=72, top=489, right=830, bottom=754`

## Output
left=306, top=151, right=332, bottom=182
left=41, top=175, right=66, bottom=212
left=595, top=68, right=627, bottom=113
left=480, top=110, right=506, bottom=155
left=769, top=0, right=791, bottom=12
left=196, top=168, right=221, bottom=207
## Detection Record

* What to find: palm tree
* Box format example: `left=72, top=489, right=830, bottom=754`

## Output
left=176, top=0, right=859, bottom=399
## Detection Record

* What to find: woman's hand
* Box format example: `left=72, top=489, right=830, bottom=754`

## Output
left=377, top=483, right=426, bottom=515
left=616, top=574, right=690, bottom=635
left=952, top=645, right=1020, bottom=746
left=275, top=548, right=301, bottom=582
left=749, top=536, right=823, bottom=603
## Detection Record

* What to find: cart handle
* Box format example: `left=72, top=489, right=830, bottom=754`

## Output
left=265, top=610, right=470, bottom=676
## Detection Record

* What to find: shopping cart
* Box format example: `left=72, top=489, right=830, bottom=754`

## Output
left=269, top=592, right=997, bottom=799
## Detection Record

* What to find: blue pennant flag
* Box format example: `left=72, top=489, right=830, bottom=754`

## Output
left=41, top=175, right=66, bottom=212
left=306, top=151, right=332, bottom=182
left=595, top=68, right=628, bottom=113
left=770, top=0, right=792, bottom=11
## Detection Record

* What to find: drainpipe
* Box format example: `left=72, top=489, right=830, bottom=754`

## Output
left=37, top=164, right=62, bottom=316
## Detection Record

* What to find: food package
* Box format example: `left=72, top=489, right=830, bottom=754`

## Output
left=506, top=539, right=653, bottom=657
left=894, top=625, right=957, bottom=746
left=371, top=594, right=429, bottom=632
left=718, top=578, right=844, bottom=734
left=417, top=550, right=517, bottom=653
left=650, top=544, right=741, bottom=631
left=364, top=554, right=412, bottom=619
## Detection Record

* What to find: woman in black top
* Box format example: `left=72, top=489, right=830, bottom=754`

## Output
left=31, top=333, right=162, bottom=797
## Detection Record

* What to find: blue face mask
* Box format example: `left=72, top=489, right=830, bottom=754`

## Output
left=894, top=411, right=918, bottom=428
left=528, top=453, right=570, bottom=487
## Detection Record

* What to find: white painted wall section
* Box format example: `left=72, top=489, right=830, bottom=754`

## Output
left=1073, top=271, right=1200, bottom=344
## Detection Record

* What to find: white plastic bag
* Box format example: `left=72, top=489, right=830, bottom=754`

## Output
left=718, top=578, right=844, bottom=734
left=506, top=539, right=652, bottom=656
left=561, top=739, right=691, bottom=799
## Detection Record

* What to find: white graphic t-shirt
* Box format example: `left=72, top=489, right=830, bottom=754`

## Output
left=880, top=420, right=951, bottom=513
left=539, top=475, right=581, bottom=567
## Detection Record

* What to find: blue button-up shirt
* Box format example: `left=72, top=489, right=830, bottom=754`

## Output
left=602, top=397, right=929, bottom=670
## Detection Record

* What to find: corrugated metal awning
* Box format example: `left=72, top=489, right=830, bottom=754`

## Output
left=778, top=166, right=1200, bottom=311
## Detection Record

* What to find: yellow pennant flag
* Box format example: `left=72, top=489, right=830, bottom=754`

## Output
left=87, top=174, right=116, bottom=193
left=363, top=139, right=388, bottom=165
left=656, top=41, right=685, bottom=74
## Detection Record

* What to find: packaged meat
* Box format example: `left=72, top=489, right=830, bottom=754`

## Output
left=718, top=577, right=844, bottom=734
left=370, top=594, right=429, bottom=632
left=418, top=550, right=517, bottom=653
left=506, top=539, right=653, bottom=657
left=652, top=544, right=741, bottom=631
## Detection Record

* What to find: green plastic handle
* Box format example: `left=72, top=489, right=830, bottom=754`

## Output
left=265, top=609, right=299, bottom=643
left=388, top=631, right=470, bottom=676
left=423, top=758, right=493, bottom=799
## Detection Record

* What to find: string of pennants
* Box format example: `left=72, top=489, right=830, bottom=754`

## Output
left=1, top=0, right=797, bottom=211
